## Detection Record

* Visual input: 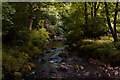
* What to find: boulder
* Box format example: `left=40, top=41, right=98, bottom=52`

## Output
left=58, top=52, right=69, bottom=57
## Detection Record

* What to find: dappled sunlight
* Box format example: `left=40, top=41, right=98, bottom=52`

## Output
left=2, top=2, right=120, bottom=80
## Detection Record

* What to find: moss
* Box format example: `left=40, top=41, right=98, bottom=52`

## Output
left=72, top=65, right=79, bottom=69
left=59, top=52, right=69, bottom=57
left=14, top=72, right=22, bottom=77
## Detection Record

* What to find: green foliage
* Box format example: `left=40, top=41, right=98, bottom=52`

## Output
left=30, top=28, right=49, bottom=47
left=114, top=41, right=120, bottom=49
left=2, top=2, right=16, bottom=24
left=2, top=2, right=16, bottom=36
left=84, top=17, right=108, bottom=38
left=61, top=2, right=109, bottom=46
left=2, top=50, right=20, bottom=72
left=59, top=52, right=69, bottom=57
left=78, top=36, right=120, bottom=66
left=66, top=27, right=84, bottom=45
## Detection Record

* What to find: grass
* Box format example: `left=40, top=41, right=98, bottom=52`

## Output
left=75, top=36, right=120, bottom=66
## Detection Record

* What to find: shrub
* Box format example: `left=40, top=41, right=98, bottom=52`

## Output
left=2, top=50, right=20, bottom=73
left=2, top=28, right=50, bottom=79
left=115, top=41, right=120, bottom=50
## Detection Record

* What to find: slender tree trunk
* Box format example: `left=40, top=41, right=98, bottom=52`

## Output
left=94, top=2, right=100, bottom=17
left=105, top=2, right=116, bottom=42
left=29, top=17, right=33, bottom=30
left=94, top=2, right=97, bottom=17
left=28, top=3, right=34, bottom=30
left=114, top=2, right=119, bottom=42
left=91, top=2, right=93, bottom=18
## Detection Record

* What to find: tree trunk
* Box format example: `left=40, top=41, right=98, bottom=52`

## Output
left=105, top=2, right=116, bottom=42
left=28, top=3, right=34, bottom=30
left=94, top=2, right=97, bottom=17
left=94, top=2, right=100, bottom=17
left=29, top=17, right=33, bottom=30
left=91, top=2, right=93, bottom=18
left=114, top=2, right=119, bottom=42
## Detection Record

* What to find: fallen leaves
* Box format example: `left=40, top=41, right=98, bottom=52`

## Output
left=89, top=58, right=120, bottom=77
left=58, top=65, right=69, bottom=71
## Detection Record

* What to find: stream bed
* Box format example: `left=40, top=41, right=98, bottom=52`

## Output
left=23, top=41, right=120, bottom=80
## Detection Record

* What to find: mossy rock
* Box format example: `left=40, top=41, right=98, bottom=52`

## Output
left=72, top=65, right=79, bottom=69
left=22, top=65, right=31, bottom=73
left=59, top=52, right=69, bottom=57
left=14, top=72, right=22, bottom=77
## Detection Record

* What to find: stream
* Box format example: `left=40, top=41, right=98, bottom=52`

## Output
left=23, top=41, right=120, bottom=79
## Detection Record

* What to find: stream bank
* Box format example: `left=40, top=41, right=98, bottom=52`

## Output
left=17, top=40, right=120, bottom=80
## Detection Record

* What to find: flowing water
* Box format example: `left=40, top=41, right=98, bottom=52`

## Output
left=23, top=41, right=120, bottom=80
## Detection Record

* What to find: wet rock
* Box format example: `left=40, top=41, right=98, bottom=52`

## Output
left=54, top=65, right=59, bottom=69
left=107, top=73, right=111, bottom=77
left=61, top=62, right=66, bottom=65
left=32, top=71, right=35, bottom=74
left=49, top=60, right=54, bottom=63
left=114, top=66, right=119, bottom=70
left=114, top=71, right=119, bottom=75
left=68, top=58, right=73, bottom=61
left=63, top=75, right=68, bottom=77
left=105, top=69, right=108, bottom=72
left=77, top=74, right=80, bottom=76
left=38, top=59, right=41, bottom=62
left=84, top=72, right=90, bottom=76
left=79, top=65, right=84, bottom=70
left=98, top=74, right=101, bottom=77
left=68, top=64, right=72, bottom=67
left=107, top=66, right=113, bottom=70
left=58, top=65, right=69, bottom=71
